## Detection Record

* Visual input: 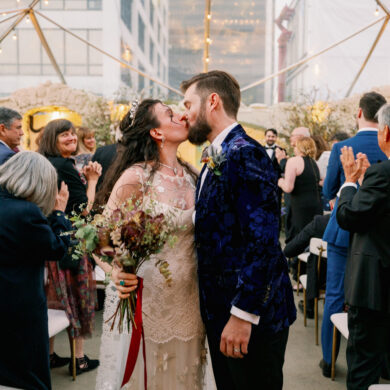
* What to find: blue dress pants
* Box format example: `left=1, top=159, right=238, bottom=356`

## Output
left=321, top=243, right=348, bottom=364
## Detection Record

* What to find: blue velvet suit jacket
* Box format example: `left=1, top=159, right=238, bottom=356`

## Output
left=195, top=125, right=296, bottom=335
left=322, top=130, right=386, bottom=248
left=0, top=142, right=15, bottom=165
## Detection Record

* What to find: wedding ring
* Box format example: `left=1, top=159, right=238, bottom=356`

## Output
left=233, top=347, right=240, bottom=353
left=119, top=280, right=125, bottom=286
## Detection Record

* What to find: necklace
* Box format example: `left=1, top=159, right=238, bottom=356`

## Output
left=159, top=162, right=180, bottom=176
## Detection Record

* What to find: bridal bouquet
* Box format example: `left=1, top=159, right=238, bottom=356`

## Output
left=70, top=198, right=177, bottom=333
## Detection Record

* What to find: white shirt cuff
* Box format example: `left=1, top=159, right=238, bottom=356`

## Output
left=337, top=182, right=357, bottom=197
left=230, top=306, right=260, bottom=325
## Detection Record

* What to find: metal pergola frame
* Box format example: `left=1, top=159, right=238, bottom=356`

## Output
left=0, top=0, right=389, bottom=97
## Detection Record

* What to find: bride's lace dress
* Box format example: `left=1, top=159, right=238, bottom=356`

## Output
left=96, top=165, right=213, bottom=390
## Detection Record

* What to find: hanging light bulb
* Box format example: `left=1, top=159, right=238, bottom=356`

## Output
left=375, top=7, right=379, bottom=16
left=12, top=31, right=17, bottom=40
left=205, top=57, right=210, bottom=63
left=44, top=0, right=49, bottom=4
left=207, top=14, right=211, bottom=20
left=25, top=15, right=30, bottom=23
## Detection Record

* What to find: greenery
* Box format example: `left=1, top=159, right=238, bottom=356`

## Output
left=281, top=89, right=343, bottom=141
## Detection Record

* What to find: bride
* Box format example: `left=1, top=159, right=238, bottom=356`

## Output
left=94, top=99, right=212, bottom=390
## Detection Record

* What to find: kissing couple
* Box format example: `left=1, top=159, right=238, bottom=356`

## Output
left=94, top=70, right=296, bottom=390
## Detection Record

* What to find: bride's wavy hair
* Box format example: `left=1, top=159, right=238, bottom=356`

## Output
left=96, top=99, right=197, bottom=206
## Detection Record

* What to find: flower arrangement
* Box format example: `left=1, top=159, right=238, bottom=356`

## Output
left=70, top=198, right=178, bottom=332
left=201, top=145, right=227, bottom=176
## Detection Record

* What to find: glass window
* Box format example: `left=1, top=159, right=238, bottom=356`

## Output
left=88, top=0, right=102, bottom=9
left=150, top=1, right=154, bottom=26
left=139, top=65, right=145, bottom=91
left=42, top=29, right=64, bottom=65
left=65, top=29, right=87, bottom=65
left=88, top=30, right=103, bottom=65
left=138, top=14, right=145, bottom=52
left=150, top=40, right=154, bottom=65
left=121, top=0, right=133, bottom=32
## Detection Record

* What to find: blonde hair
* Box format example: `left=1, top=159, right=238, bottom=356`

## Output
left=76, top=126, right=95, bottom=154
left=296, top=136, right=317, bottom=159
left=0, top=151, right=58, bottom=216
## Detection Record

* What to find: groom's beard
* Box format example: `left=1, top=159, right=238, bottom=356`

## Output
left=188, top=112, right=212, bottom=145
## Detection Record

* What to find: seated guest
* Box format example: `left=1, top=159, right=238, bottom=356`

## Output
left=284, top=214, right=330, bottom=319
left=0, top=151, right=71, bottom=390
left=0, top=107, right=23, bottom=165
left=337, top=103, right=390, bottom=390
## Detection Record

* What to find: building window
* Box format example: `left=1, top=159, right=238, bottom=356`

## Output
left=121, top=0, right=133, bottom=32
left=150, top=40, right=154, bottom=66
left=139, top=65, right=145, bottom=91
left=138, top=14, right=145, bottom=52
left=150, top=1, right=154, bottom=26
left=38, top=0, right=102, bottom=9
left=0, top=28, right=102, bottom=76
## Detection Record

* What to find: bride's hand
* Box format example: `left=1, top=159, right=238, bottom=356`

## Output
left=112, top=266, right=138, bottom=299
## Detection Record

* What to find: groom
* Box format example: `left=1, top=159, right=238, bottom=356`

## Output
left=181, top=70, right=296, bottom=390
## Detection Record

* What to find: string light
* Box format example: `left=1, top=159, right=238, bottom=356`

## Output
left=205, top=57, right=210, bottom=63
left=375, top=7, right=379, bottom=16
left=44, top=0, right=49, bottom=5
left=12, top=31, right=17, bottom=40
left=25, top=15, right=30, bottom=23
left=207, top=14, right=211, bottom=20
left=206, top=38, right=212, bottom=44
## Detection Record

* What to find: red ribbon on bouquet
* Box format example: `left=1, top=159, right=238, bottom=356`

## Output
left=121, top=277, right=147, bottom=389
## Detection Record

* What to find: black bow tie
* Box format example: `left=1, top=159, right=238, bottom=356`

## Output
left=265, top=145, right=276, bottom=150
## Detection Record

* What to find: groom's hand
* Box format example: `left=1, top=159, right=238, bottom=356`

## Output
left=220, top=315, right=252, bottom=359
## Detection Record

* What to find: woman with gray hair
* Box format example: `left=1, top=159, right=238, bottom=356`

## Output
left=0, top=151, right=71, bottom=390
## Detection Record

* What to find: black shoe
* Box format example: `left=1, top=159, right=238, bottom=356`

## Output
left=319, top=359, right=331, bottom=378
left=298, top=300, right=314, bottom=319
left=50, top=352, right=71, bottom=368
left=69, top=355, right=100, bottom=376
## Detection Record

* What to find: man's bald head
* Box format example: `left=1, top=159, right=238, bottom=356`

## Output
left=290, top=127, right=310, bottom=147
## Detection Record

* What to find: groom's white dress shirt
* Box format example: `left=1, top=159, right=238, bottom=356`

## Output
left=196, top=122, right=260, bottom=325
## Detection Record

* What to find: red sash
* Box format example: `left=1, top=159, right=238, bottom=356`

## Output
left=121, top=277, right=147, bottom=389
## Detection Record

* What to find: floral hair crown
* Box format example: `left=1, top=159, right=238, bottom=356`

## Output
left=129, top=99, right=140, bottom=125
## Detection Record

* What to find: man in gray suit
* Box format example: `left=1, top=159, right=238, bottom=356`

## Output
left=337, top=103, right=390, bottom=390
left=0, top=107, right=23, bottom=165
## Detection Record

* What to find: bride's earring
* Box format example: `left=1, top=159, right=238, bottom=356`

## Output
left=160, top=136, right=165, bottom=149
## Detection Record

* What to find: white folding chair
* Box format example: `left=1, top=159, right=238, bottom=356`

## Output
left=48, top=309, right=76, bottom=380
left=296, top=251, right=309, bottom=296
left=330, top=312, right=348, bottom=380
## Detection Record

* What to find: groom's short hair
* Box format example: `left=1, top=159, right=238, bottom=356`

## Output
left=181, top=70, right=241, bottom=119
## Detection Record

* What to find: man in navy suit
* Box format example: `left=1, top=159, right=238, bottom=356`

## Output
left=0, top=107, right=23, bottom=165
left=181, top=71, right=296, bottom=390
left=319, top=92, right=387, bottom=377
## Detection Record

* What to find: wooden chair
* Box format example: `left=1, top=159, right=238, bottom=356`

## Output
left=48, top=309, right=76, bottom=380
left=330, top=312, right=348, bottom=380
left=300, top=237, right=327, bottom=345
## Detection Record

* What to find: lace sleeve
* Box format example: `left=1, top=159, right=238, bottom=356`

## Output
left=104, top=165, right=146, bottom=212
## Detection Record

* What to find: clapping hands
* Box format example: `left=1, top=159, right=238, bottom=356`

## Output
left=83, top=161, right=102, bottom=182
left=54, top=181, right=69, bottom=212
left=340, top=146, right=370, bottom=185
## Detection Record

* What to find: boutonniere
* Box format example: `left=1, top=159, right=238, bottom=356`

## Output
left=201, top=145, right=227, bottom=176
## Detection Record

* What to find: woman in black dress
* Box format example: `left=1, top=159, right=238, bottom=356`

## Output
left=0, top=151, right=70, bottom=390
left=278, top=136, right=323, bottom=241
left=39, top=119, right=101, bottom=376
